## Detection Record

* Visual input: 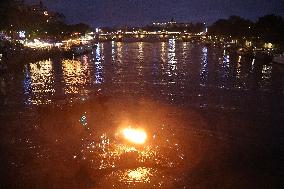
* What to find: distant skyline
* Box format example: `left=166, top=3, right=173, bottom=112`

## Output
left=26, top=0, right=284, bottom=27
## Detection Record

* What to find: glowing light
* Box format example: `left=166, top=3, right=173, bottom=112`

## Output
left=123, top=167, right=153, bottom=183
left=24, top=60, right=55, bottom=105
left=167, top=38, right=177, bottom=77
left=62, top=59, right=91, bottom=94
left=264, top=42, right=274, bottom=49
left=24, top=39, right=53, bottom=49
left=19, top=31, right=25, bottom=38
left=122, top=128, right=147, bottom=144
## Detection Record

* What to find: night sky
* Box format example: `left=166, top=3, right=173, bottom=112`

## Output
left=27, top=0, right=284, bottom=27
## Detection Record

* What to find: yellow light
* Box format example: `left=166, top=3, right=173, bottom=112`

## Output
left=122, top=128, right=147, bottom=144
left=124, top=167, right=152, bottom=183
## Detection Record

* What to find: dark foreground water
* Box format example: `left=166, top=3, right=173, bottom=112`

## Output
left=1, top=41, right=284, bottom=188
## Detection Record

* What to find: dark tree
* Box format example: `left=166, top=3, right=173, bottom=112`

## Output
left=0, top=0, right=90, bottom=40
left=254, top=14, right=284, bottom=44
left=209, top=16, right=253, bottom=37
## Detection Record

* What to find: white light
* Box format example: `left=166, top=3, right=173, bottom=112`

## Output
left=19, top=31, right=25, bottom=38
left=122, top=128, right=147, bottom=144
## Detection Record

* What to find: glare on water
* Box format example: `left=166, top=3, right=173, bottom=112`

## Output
left=2, top=40, right=284, bottom=189
left=19, top=41, right=283, bottom=110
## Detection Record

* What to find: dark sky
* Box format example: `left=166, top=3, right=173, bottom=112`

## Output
left=27, top=0, right=284, bottom=27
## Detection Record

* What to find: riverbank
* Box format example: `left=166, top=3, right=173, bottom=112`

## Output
left=0, top=44, right=94, bottom=73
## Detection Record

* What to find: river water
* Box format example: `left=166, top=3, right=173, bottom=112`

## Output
left=1, top=41, right=284, bottom=188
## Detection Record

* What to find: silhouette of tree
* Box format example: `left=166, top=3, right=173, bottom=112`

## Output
left=254, top=14, right=284, bottom=43
left=209, top=15, right=253, bottom=37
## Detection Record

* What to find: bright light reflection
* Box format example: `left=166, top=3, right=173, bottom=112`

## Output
left=121, top=167, right=153, bottom=183
left=200, top=46, right=208, bottom=87
left=62, top=59, right=91, bottom=94
left=79, top=128, right=183, bottom=172
left=24, top=60, right=55, bottom=105
left=122, top=128, right=147, bottom=144
left=167, top=38, right=177, bottom=77
left=95, top=43, right=104, bottom=84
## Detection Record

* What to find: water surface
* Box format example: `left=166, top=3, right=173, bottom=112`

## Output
left=1, top=41, right=284, bottom=188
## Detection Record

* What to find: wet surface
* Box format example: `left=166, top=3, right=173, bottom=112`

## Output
left=1, top=40, right=283, bottom=110
left=0, top=41, right=284, bottom=188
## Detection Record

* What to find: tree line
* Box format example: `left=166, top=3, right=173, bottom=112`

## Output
left=0, top=0, right=90, bottom=40
left=209, top=15, right=284, bottom=45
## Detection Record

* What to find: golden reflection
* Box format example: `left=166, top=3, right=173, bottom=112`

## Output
left=138, top=42, right=143, bottom=56
left=103, top=167, right=158, bottom=187
left=62, top=59, right=91, bottom=94
left=24, top=60, right=55, bottom=105
left=80, top=127, right=184, bottom=171
left=114, top=144, right=137, bottom=154
left=79, top=120, right=184, bottom=177
left=95, top=141, right=156, bottom=170
left=117, top=42, right=122, bottom=61
left=237, top=55, right=242, bottom=63
left=120, top=167, right=154, bottom=183
left=80, top=131, right=156, bottom=170
left=77, top=123, right=186, bottom=188
left=182, top=42, right=187, bottom=49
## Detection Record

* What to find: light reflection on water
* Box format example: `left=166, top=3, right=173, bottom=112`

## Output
left=137, top=42, right=144, bottom=78
left=24, top=60, right=55, bottom=105
left=104, top=167, right=157, bottom=187
left=260, top=64, right=272, bottom=90
left=167, top=38, right=177, bottom=78
left=119, top=167, right=153, bottom=183
left=62, top=58, right=92, bottom=95
left=1, top=41, right=283, bottom=189
left=218, top=49, right=230, bottom=89
left=200, top=46, right=208, bottom=87
left=75, top=114, right=185, bottom=187
left=18, top=41, right=284, bottom=111
left=79, top=128, right=183, bottom=170
left=94, top=43, right=104, bottom=84
left=160, top=42, right=166, bottom=64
